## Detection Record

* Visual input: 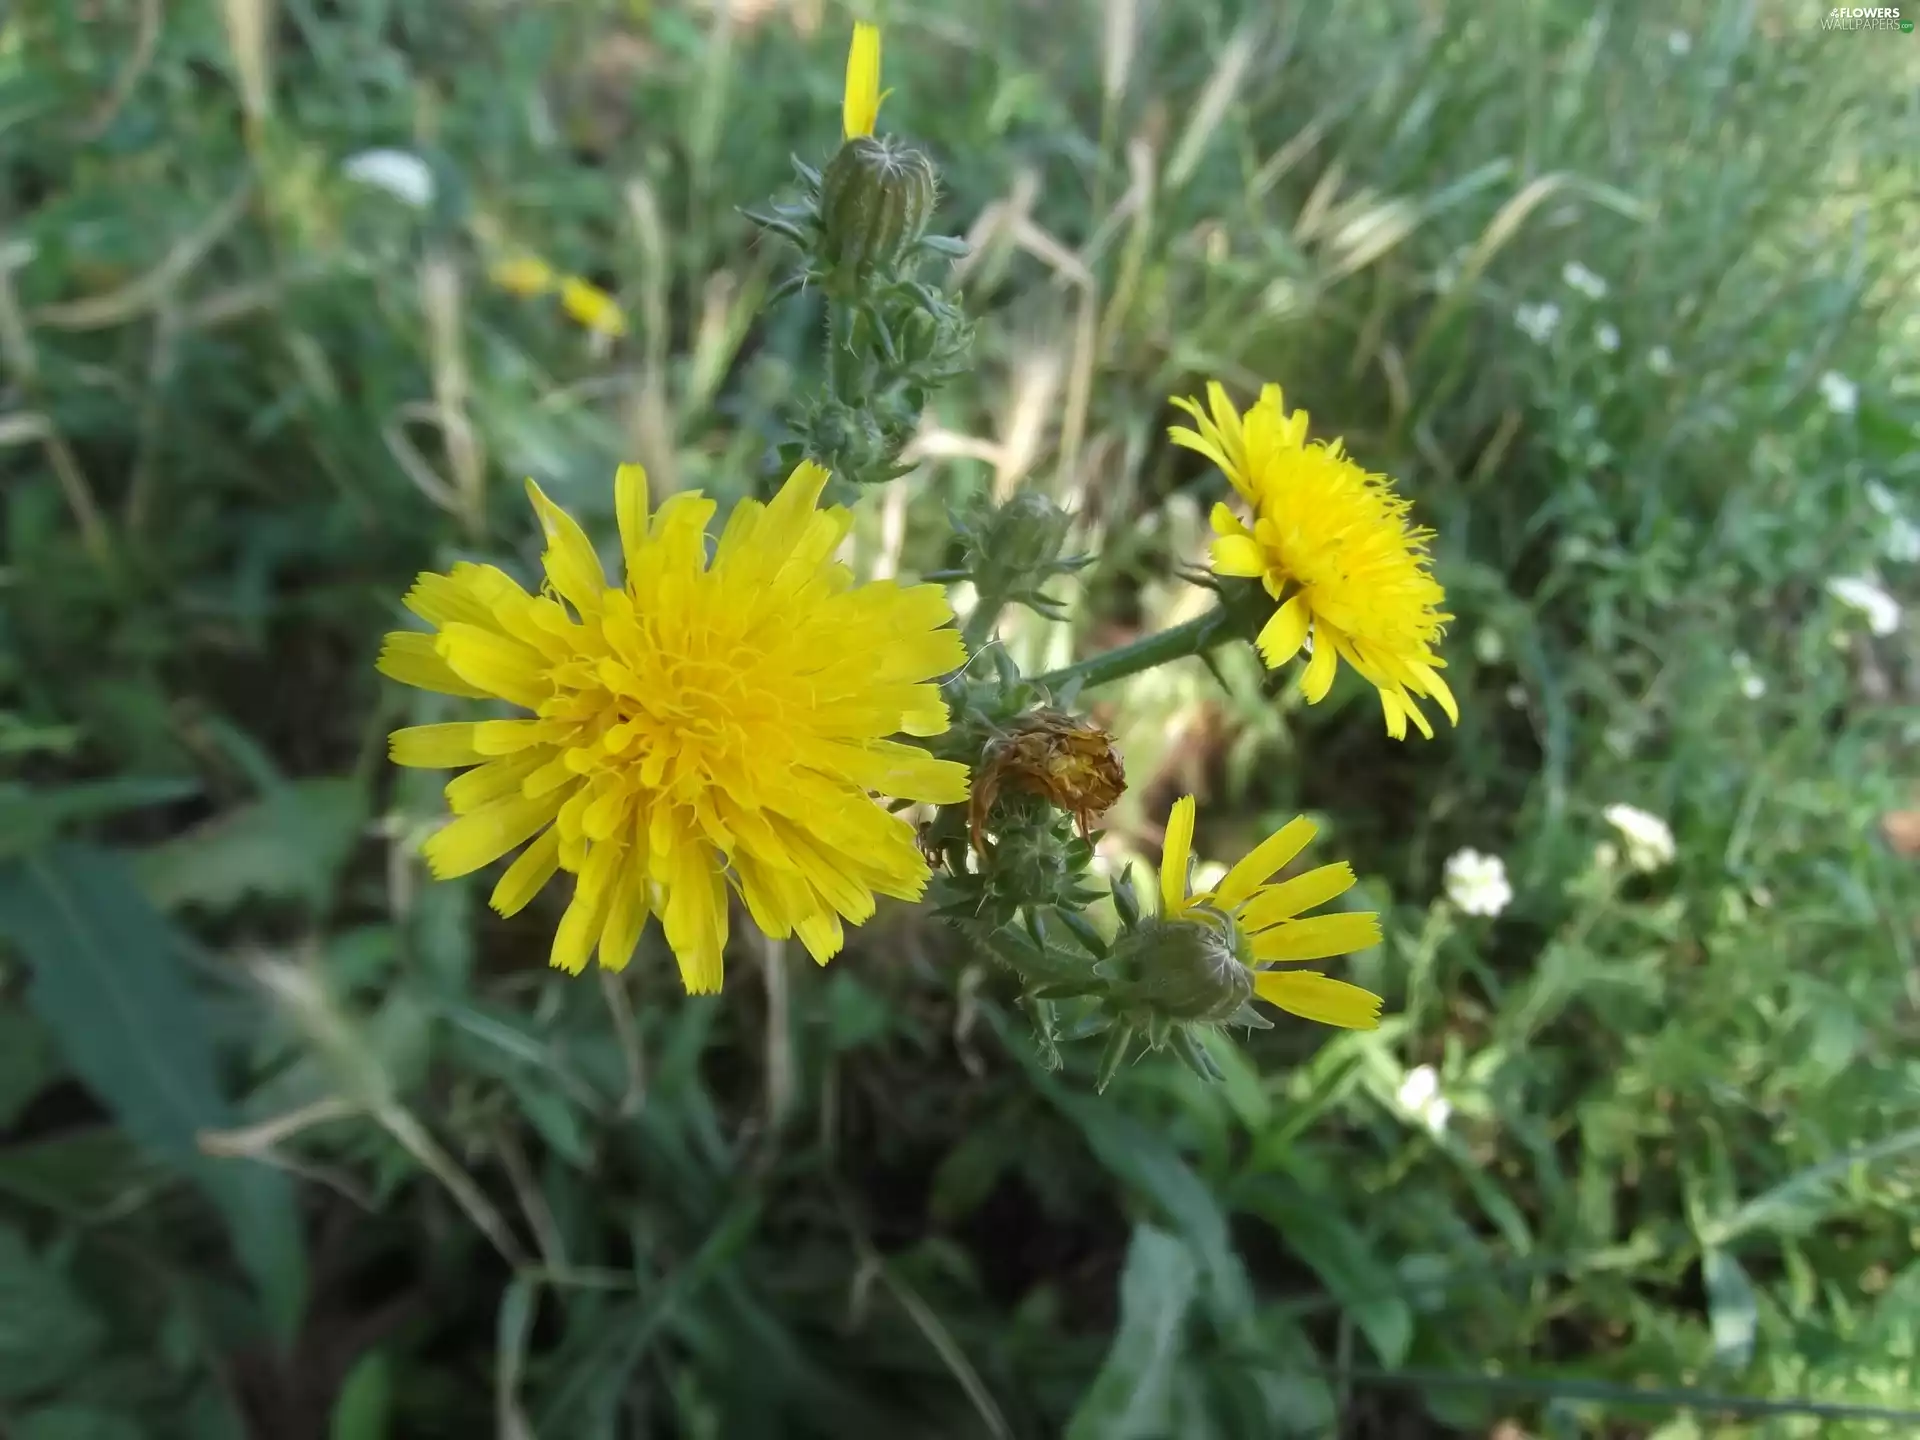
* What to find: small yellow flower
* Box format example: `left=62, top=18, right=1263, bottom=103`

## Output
left=1158, top=795, right=1383, bottom=1029
left=490, top=254, right=558, bottom=297
left=842, top=21, right=886, bottom=139
left=558, top=276, right=628, bottom=338
left=1171, top=382, right=1458, bottom=741
left=379, top=461, right=971, bottom=992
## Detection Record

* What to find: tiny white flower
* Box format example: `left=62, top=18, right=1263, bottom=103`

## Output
left=1819, top=370, right=1859, bottom=417
left=1865, top=480, right=1899, bottom=517
left=1562, top=262, right=1608, bottom=300
left=1515, top=301, right=1562, bottom=344
left=1594, top=840, right=1620, bottom=871
left=1395, top=1065, right=1452, bottom=1135
left=1887, top=516, right=1920, bottom=565
left=1595, top=322, right=1621, bottom=353
left=1505, top=683, right=1529, bottom=709
left=1647, top=345, right=1674, bottom=376
left=1668, top=30, right=1692, bottom=56
left=1473, top=628, right=1506, bottom=665
left=1443, top=849, right=1512, bottom=918
left=342, top=148, right=436, bottom=208
left=1826, top=574, right=1901, bottom=636
left=1603, top=804, right=1676, bottom=873
left=1731, top=651, right=1767, bottom=700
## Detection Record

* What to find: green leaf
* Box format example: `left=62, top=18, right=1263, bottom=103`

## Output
left=0, top=1128, right=158, bottom=1215
left=0, top=1225, right=105, bottom=1401
left=1065, top=1224, right=1198, bottom=1440
left=132, top=777, right=366, bottom=914
left=0, top=845, right=307, bottom=1340
left=329, top=1349, right=393, bottom=1440
left=13, top=1408, right=146, bottom=1440
left=1240, top=1180, right=1413, bottom=1366
left=1702, top=1247, right=1759, bottom=1371
left=0, top=778, right=200, bottom=862
left=0, top=1004, right=59, bottom=1126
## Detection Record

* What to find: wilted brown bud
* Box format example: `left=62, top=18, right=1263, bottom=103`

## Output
left=969, top=709, right=1126, bottom=855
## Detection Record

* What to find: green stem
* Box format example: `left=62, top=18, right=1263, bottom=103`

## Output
left=961, top=587, right=1007, bottom=652
left=1030, top=606, right=1236, bottom=694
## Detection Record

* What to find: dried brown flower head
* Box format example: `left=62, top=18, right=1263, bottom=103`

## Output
left=969, top=709, right=1126, bottom=855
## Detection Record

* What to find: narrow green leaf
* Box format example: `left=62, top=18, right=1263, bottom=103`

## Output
left=0, top=1224, right=105, bottom=1401
left=329, top=1350, right=393, bottom=1440
left=1065, top=1224, right=1198, bottom=1440
left=0, top=845, right=307, bottom=1340
left=133, top=776, right=365, bottom=914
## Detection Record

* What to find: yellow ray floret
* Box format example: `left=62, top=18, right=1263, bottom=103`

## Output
left=379, top=461, right=971, bottom=993
left=1170, top=382, right=1458, bottom=741
left=842, top=22, right=887, bottom=139
left=1157, top=795, right=1384, bottom=1029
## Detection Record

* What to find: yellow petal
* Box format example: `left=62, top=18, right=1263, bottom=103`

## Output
left=1210, top=533, right=1266, bottom=579
left=795, top=910, right=845, bottom=964
left=435, top=623, right=549, bottom=709
left=388, top=723, right=486, bottom=769
left=598, top=854, right=651, bottom=972
left=550, top=838, right=621, bottom=974
left=490, top=826, right=561, bottom=916
left=614, top=463, right=650, bottom=584
left=661, top=834, right=729, bottom=995
left=1251, top=911, right=1382, bottom=963
left=1252, top=971, right=1383, bottom=1030
left=447, top=751, right=555, bottom=815
left=1299, top=629, right=1339, bottom=702
left=1255, top=595, right=1313, bottom=667
left=558, top=277, right=628, bottom=337
left=1213, top=815, right=1318, bottom=912
left=377, top=631, right=491, bottom=698
left=1159, top=795, right=1196, bottom=916
left=523, top=478, right=608, bottom=618
left=423, top=789, right=566, bottom=879
left=842, top=23, right=882, bottom=138
left=1238, top=862, right=1358, bottom=933
left=490, top=255, right=557, bottom=296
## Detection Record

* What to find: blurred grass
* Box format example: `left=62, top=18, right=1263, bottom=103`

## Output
left=2, top=0, right=1918, bottom=1436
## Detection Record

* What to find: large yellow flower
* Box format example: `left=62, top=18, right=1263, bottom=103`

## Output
left=379, top=461, right=970, bottom=992
left=1170, top=382, right=1458, bottom=741
left=1158, top=795, right=1383, bottom=1029
left=842, top=22, right=886, bottom=139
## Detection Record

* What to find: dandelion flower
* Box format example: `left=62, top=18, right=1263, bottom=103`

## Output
left=1156, top=795, right=1384, bottom=1029
left=1442, top=848, right=1511, bottom=917
left=843, top=22, right=887, bottom=139
left=1602, top=803, right=1676, bottom=873
left=1171, top=382, right=1458, bottom=740
left=559, top=276, right=628, bottom=338
left=379, top=461, right=971, bottom=991
left=490, top=255, right=557, bottom=297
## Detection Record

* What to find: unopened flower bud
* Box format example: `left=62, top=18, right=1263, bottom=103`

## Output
left=820, top=135, right=938, bottom=276
left=982, top=491, right=1075, bottom=577
left=1108, top=914, right=1254, bottom=1024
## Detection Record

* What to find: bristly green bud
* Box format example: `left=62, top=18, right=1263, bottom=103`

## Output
left=1104, top=911, right=1254, bottom=1024
left=820, top=135, right=938, bottom=280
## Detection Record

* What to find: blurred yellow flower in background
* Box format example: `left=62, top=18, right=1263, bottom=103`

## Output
left=1159, top=795, right=1383, bottom=1029
left=1172, top=382, right=1458, bottom=741
left=489, top=254, right=557, bottom=296
left=379, top=461, right=970, bottom=992
left=558, top=276, right=628, bottom=337
left=843, top=21, right=886, bottom=138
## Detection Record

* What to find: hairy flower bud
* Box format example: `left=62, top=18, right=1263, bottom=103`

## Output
left=984, top=491, right=1075, bottom=578
left=820, top=135, right=938, bottom=277
left=1107, top=913, right=1254, bottom=1024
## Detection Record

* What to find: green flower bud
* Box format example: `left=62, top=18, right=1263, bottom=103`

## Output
left=820, top=136, right=938, bottom=276
left=981, top=491, right=1074, bottom=578
left=1108, top=913, right=1254, bottom=1024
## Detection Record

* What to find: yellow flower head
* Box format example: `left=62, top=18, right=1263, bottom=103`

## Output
left=1157, top=795, right=1383, bottom=1029
left=843, top=22, right=886, bottom=139
left=379, top=462, right=971, bottom=993
left=1171, top=382, right=1458, bottom=741
left=490, top=254, right=558, bottom=297
left=558, top=276, right=628, bottom=338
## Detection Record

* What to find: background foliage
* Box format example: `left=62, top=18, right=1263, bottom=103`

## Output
left=2, top=0, right=1917, bottom=1435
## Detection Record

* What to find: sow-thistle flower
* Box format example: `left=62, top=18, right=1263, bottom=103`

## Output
left=379, top=461, right=971, bottom=992
left=842, top=21, right=886, bottom=139
left=1147, top=795, right=1383, bottom=1030
left=488, top=254, right=629, bottom=338
left=1171, top=383, right=1458, bottom=741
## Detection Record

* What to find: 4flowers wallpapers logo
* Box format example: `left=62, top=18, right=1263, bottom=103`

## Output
left=378, top=24, right=1469, bottom=1088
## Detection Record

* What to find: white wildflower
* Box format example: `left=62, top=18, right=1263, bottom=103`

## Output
left=1595, top=322, right=1621, bottom=353
left=1819, top=370, right=1859, bottom=417
left=1603, top=804, right=1676, bottom=873
left=1668, top=30, right=1692, bottom=56
left=1648, top=346, right=1674, bottom=376
left=1443, top=849, right=1512, bottom=918
left=1562, top=262, right=1608, bottom=300
left=1866, top=480, right=1899, bottom=517
left=1888, top=517, right=1920, bottom=565
left=342, top=149, right=436, bottom=208
left=1396, top=1065, right=1452, bottom=1136
left=1731, top=652, right=1766, bottom=701
left=1515, top=301, right=1562, bottom=344
left=1826, top=575, right=1901, bottom=636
